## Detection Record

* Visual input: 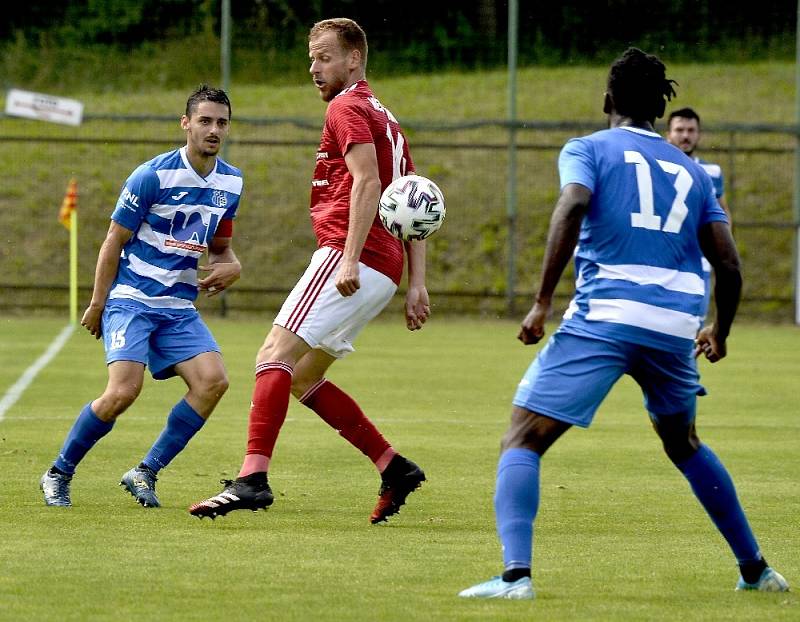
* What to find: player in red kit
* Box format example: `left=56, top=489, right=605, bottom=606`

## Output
left=190, top=18, right=429, bottom=524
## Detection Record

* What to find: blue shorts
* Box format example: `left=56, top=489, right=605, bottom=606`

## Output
left=512, top=331, right=706, bottom=428
left=102, top=303, right=220, bottom=380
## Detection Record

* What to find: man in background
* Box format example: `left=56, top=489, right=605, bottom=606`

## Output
left=667, top=107, right=731, bottom=221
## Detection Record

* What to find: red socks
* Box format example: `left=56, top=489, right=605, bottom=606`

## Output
left=240, top=367, right=396, bottom=477
left=239, top=362, right=293, bottom=477
left=300, top=379, right=395, bottom=467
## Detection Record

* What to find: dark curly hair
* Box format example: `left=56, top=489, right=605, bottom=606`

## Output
left=607, top=48, right=677, bottom=122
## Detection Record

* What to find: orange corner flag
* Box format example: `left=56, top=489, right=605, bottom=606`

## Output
left=59, top=178, right=78, bottom=230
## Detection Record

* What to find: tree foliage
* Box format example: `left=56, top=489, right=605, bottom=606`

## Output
left=1, top=0, right=795, bottom=89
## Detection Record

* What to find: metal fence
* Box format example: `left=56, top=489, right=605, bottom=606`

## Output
left=0, top=115, right=796, bottom=321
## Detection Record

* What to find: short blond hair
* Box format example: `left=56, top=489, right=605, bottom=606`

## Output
left=309, top=18, right=368, bottom=66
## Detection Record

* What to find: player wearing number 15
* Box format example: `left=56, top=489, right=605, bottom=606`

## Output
left=40, top=85, right=243, bottom=509
left=459, top=48, right=787, bottom=600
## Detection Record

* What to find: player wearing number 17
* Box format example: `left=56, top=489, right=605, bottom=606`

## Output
left=459, top=48, right=787, bottom=600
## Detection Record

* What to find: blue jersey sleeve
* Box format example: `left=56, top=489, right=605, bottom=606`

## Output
left=216, top=161, right=243, bottom=221
left=696, top=159, right=725, bottom=199
left=712, top=171, right=724, bottom=199
left=698, top=172, right=728, bottom=226
left=224, top=186, right=241, bottom=221
left=111, top=164, right=160, bottom=231
left=558, top=138, right=596, bottom=192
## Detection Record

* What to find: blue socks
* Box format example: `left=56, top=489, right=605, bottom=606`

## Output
left=142, top=399, right=205, bottom=472
left=494, top=448, right=541, bottom=572
left=493, top=443, right=760, bottom=578
left=52, top=399, right=205, bottom=476
left=54, top=403, right=115, bottom=475
left=676, top=444, right=762, bottom=564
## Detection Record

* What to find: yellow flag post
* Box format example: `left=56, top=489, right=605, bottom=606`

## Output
left=69, top=208, right=78, bottom=324
left=59, top=179, right=78, bottom=324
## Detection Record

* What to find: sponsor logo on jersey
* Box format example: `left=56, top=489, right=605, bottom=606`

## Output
left=316, top=152, right=329, bottom=160
left=312, top=179, right=329, bottom=187
left=168, top=210, right=220, bottom=250
left=121, top=186, right=140, bottom=209
left=166, top=239, right=206, bottom=252
left=171, top=191, right=189, bottom=201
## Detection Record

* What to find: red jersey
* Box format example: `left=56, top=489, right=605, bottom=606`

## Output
left=310, top=80, right=414, bottom=285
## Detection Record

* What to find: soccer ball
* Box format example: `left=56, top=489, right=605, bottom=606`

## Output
left=378, top=174, right=446, bottom=241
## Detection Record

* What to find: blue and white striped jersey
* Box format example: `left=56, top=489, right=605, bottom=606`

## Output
left=107, top=146, right=243, bottom=311
left=557, top=126, right=728, bottom=353
left=695, top=156, right=724, bottom=199
left=695, top=155, right=725, bottom=320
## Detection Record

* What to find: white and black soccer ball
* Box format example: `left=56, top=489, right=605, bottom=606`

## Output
left=378, top=174, right=446, bottom=241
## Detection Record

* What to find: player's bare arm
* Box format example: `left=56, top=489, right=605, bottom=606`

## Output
left=717, top=195, right=732, bottom=225
left=519, top=183, right=590, bottom=345
left=696, top=220, right=742, bottom=362
left=404, top=239, right=430, bottom=331
left=199, top=232, right=241, bottom=297
left=82, top=221, right=134, bottom=339
left=338, top=142, right=382, bottom=297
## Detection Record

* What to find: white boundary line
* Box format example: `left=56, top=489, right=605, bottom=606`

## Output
left=0, top=323, right=76, bottom=422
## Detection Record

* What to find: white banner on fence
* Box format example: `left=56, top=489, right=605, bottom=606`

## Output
left=4, top=88, right=84, bottom=126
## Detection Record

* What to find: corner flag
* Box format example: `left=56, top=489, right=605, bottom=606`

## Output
left=59, top=178, right=78, bottom=229
left=59, top=178, right=79, bottom=323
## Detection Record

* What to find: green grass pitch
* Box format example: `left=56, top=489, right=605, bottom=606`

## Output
left=0, top=316, right=797, bottom=620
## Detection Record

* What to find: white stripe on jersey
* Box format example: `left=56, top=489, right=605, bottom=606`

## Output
left=155, top=168, right=243, bottom=194
left=586, top=299, right=702, bottom=339
left=563, top=298, right=579, bottom=320
left=595, top=263, right=704, bottom=295
left=126, top=252, right=197, bottom=288
left=108, top=284, right=195, bottom=310
left=695, top=158, right=722, bottom=180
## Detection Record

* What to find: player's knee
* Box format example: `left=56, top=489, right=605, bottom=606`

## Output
left=255, top=326, right=306, bottom=367
left=500, top=427, right=525, bottom=451
left=656, top=421, right=701, bottom=464
left=256, top=329, right=282, bottom=363
left=256, top=342, right=273, bottom=363
left=500, top=411, right=566, bottom=455
left=200, top=372, right=229, bottom=401
left=663, top=439, right=700, bottom=464
left=213, top=373, right=230, bottom=397
left=290, top=378, right=308, bottom=399
left=501, top=427, right=549, bottom=453
left=100, top=386, right=141, bottom=418
left=290, top=371, right=322, bottom=400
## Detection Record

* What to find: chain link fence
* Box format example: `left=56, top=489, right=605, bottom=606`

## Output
left=0, top=115, right=795, bottom=320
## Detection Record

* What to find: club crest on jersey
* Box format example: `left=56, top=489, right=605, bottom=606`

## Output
left=211, top=190, right=228, bottom=207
